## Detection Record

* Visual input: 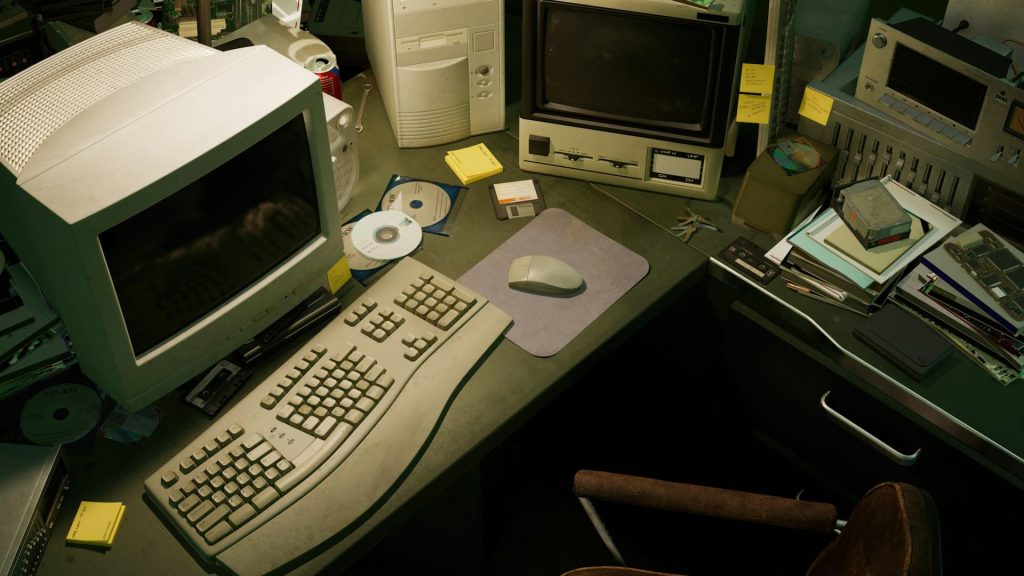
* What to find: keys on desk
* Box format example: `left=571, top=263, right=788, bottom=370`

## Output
left=672, top=207, right=721, bottom=242
left=143, top=258, right=512, bottom=576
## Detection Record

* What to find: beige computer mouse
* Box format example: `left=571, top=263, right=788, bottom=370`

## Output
left=507, top=255, right=584, bottom=295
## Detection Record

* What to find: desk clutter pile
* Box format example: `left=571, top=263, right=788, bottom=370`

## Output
left=770, top=176, right=1024, bottom=385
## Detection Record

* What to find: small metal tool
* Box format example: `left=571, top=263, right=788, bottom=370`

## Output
left=670, top=207, right=719, bottom=242
left=355, top=83, right=373, bottom=134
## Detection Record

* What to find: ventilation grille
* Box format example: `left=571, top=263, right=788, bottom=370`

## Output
left=816, top=107, right=974, bottom=219
left=397, top=102, right=469, bottom=146
left=0, top=23, right=215, bottom=175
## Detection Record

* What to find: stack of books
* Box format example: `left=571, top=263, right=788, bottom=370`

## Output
left=774, top=176, right=960, bottom=315
left=890, top=224, right=1024, bottom=385
left=0, top=263, right=75, bottom=400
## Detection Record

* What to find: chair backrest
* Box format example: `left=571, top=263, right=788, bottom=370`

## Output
left=805, top=482, right=942, bottom=576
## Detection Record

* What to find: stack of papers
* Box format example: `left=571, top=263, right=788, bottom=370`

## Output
left=893, top=263, right=1023, bottom=385
left=444, top=143, right=503, bottom=185
left=785, top=177, right=960, bottom=289
left=922, top=223, right=1024, bottom=336
left=66, top=501, right=126, bottom=548
left=1, top=264, right=76, bottom=401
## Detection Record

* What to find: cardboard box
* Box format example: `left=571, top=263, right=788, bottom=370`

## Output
left=732, top=134, right=837, bottom=239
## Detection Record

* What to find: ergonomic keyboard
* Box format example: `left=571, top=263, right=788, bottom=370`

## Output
left=144, top=257, right=511, bottom=575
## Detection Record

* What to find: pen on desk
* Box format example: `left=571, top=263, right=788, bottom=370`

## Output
left=785, top=267, right=847, bottom=302
left=785, top=282, right=870, bottom=317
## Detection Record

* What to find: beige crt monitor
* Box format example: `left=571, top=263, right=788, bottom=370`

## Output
left=0, top=23, right=354, bottom=410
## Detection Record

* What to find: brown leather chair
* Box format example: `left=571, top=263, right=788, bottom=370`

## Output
left=566, top=470, right=941, bottom=576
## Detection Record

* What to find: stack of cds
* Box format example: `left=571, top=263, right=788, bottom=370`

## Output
left=342, top=175, right=464, bottom=282
left=342, top=210, right=422, bottom=282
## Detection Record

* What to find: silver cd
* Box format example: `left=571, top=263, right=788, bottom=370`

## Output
left=381, top=181, right=452, bottom=228
left=342, top=220, right=389, bottom=271
left=351, top=210, right=423, bottom=261
left=20, top=383, right=102, bottom=446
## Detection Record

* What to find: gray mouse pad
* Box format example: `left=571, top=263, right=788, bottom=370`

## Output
left=459, top=208, right=649, bottom=357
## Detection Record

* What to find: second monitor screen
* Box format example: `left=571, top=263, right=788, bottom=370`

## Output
left=540, top=2, right=717, bottom=132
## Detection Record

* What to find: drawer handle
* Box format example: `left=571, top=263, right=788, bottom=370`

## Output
left=820, top=391, right=921, bottom=466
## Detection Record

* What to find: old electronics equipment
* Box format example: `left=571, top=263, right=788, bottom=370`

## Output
left=363, top=0, right=505, bottom=148
left=856, top=18, right=1023, bottom=188
left=0, top=23, right=354, bottom=411
left=0, top=444, right=68, bottom=576
left=519, top=0, right=749, bottom=200
left=798, top=80, right=976, bottom=219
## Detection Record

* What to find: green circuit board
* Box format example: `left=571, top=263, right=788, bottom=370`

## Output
left=945, top=229, right=1024, bottom=321
left=161, top=0, right=271, bottom=40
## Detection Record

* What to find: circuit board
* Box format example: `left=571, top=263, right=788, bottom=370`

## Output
left=161, top=0, right=271, bottom=40
left=945, top=229, right=1024, bottom=321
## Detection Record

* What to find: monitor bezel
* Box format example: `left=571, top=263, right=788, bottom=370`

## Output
left=14, top=46, right=344, bottom=411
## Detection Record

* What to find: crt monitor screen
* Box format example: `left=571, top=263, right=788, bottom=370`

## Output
left=99, top=114, right=320, bottom=357
left=539, top=2, right=718, bottom=134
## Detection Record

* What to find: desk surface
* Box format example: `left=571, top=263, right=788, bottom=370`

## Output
left=35, top=69, right=1024, bottom=575
left=35, top=73, right=706, bottom=576
left=596, top=175, right=1024, bottom=491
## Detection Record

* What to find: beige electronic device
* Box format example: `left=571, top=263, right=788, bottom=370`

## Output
left=856, top=18, right=1023, bottom=187
left=518, top=0, right=749, bottom=200
left=363, top=0, right=505, bottom=148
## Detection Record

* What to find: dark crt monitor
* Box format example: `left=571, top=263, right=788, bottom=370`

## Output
left=519, top=0, right=749, bottom=200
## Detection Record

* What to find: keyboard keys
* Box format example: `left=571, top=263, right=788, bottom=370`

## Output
left=252, top=487, right=280, bottom=510
left=187, top=500, right=214, bottom=523
left=146, top=262, right=502, bottom=563
left=161, top=470, right=179, bottom=487
left=229, top=503, right=257, bottom=527
left=204, top=521, right=233, bottom=545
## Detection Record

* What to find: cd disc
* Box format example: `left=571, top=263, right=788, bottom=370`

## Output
left=20, top=383, right=102, bottom=445
left=351, top=210, right=423, bottom=261
left=342, top=221, right=389, bottom=271
left=381, top=181, right=452, bottom=228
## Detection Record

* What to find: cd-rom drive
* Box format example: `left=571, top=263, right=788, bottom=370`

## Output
left=364, top=0, right=504, bottom=148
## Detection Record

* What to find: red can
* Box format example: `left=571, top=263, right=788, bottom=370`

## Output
left=305, top=55, right=342, bottom=100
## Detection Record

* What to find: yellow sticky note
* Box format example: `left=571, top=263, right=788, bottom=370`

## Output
left=798, top=86, right=834, bottom=126
left=736, top=94, right=772, bottom=124
left=326, top=255, right=351, bottom=294
left=445, top=143, right=503, bottom=185
left=66, top=501, right=126, bottom=547
left=739, top=63, right=775, bottom=95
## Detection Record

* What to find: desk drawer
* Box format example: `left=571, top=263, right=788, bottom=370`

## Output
left=726, top=300, right=1023, bottom=573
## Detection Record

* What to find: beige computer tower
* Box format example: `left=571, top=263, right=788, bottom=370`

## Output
left=363, top=0, right=505, bottom=148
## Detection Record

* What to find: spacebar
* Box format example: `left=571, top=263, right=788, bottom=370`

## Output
left=275, top=422, right=354, bottom=493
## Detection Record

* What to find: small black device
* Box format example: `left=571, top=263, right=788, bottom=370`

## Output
left=234, top=287, right=342, bottom=366
left=719, top=237, right=781, bottom=285
left=853, top=304, right=953, bottom=380
left=182, top=360, right=253, bottom=417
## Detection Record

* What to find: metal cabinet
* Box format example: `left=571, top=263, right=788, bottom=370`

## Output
left=722, top=297, right=1023, bottom=574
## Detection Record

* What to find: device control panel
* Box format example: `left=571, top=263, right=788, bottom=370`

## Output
left=857, top=18, right=1022, bottom=187
left=519, top=118, right=722, bottom=200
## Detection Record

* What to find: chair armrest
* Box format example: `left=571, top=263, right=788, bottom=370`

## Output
left=573, top=470, right=838, bottom=534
